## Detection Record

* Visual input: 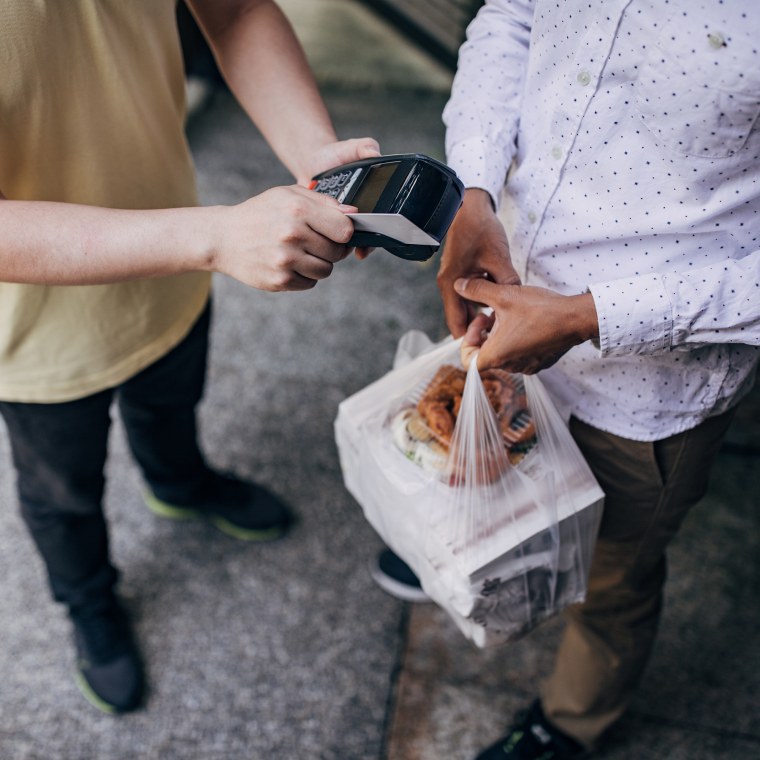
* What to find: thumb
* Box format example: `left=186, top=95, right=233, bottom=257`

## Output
left=336, top=137, right=381, bottom=163
left=356, top=138, right=382, bottom=159
left=454, top=276, right=500, bottom=307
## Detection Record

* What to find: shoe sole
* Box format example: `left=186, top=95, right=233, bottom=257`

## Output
left=74, top=670, right=120, bottom=715
left=143, top=491, right=287, bottom=542
left=369, top=559, right=432, bottom=603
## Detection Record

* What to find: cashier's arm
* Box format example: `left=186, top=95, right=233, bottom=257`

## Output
left=187, top=0, right=380, bottom=184
left=0, top=185, right=356, bottom=290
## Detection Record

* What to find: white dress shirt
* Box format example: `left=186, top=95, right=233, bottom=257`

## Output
left=443, top=0, right=760, bottom=440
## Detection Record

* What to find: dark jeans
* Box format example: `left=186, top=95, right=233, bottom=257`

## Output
left=0, top=303, right=211, bottom=611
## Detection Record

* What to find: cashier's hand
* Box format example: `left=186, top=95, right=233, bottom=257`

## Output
left=300, top=137, right=381, bottom=260
left=437, top=188, right=522, bottom=338
left=212, top=185, right=357, bottom=291
left=457, top=280, right=600, bottom=374
left=298, top=137, right=381, bottom=188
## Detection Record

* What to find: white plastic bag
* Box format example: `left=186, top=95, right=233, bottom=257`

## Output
left=335, top=332, right=604, bottom=647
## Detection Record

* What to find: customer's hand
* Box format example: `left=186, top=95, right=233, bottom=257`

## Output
left=211, top=185, right=356, bottom=291
left=457, top=279, right=599, bottom=374
left=437, top=188, right=521, bottom=338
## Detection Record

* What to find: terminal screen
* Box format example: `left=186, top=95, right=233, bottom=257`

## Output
left=351, top=162, right=399, bottom=212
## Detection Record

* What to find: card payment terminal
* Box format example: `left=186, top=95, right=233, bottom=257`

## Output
left=309, top=153, right=464, bottom=261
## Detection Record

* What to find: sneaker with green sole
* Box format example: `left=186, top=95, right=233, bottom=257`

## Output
left=474, top=700, right=590, bottom=760
left=144, top=471, right=293, bottom=542
left=71, top=595, right=144, bottom=714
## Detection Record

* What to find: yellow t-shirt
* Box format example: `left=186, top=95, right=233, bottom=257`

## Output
left=0, top=0, right=212, bottom=402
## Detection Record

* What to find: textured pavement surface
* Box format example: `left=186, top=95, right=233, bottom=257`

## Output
left=1, top=2, right=758, bottom=759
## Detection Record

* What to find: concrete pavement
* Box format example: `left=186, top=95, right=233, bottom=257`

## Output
left=0, top=2, right=758, bottom=759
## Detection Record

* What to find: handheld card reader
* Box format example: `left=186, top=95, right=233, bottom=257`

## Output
left=309, top=153, right=464, bottom=261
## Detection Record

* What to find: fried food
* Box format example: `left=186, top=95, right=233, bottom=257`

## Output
left=391, top=363, right=538, bottom=479
left=416, top=365, right=466, bottom=446
left=416, top=365, right=535, bottom=452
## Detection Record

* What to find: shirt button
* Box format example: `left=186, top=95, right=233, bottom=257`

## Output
left=551, top=145, right=563, bottom=160
left=527, top=211, right=537, bottom=223
left=707, top=31, right=726, bottom=49
left=577, top=69, right=591, bottom=86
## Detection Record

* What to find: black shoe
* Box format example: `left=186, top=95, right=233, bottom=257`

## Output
left=144, top=471, right=293, bottom=541
left=369, top=549, right=431, bottom=603
left=474, top=700, right=589, bottom=760
left=71, top=595, right=144, bottom=714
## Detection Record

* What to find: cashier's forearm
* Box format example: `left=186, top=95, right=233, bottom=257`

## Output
left=191, top=0, right=337, bottom=184
left=0, top=200, right=217, bottom=285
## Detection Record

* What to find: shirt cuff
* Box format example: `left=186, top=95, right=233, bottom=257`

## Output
left=446, top=137, right=514, bottom=209
left=589, top=273, right=674, bottom=357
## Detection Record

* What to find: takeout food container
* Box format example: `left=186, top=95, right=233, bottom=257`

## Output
left=335, top=337, right=604, bottom=647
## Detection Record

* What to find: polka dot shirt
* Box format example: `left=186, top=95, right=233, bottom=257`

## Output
left=443, top=0, right=760, bottom=441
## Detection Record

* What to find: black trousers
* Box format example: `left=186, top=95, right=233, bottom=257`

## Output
left=0, top=303, right=212, bottom=611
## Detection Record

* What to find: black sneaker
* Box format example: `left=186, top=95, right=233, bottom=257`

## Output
left=144, top=471, right=292, bottom=541
left=71, top=595, right=144, bottom=714
left=369, top=549, right=431, bottom=603
left=474, top=700, right=589, bottom=760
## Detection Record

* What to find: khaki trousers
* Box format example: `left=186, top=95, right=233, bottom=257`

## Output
left=541, top=409, right=736, bottom=749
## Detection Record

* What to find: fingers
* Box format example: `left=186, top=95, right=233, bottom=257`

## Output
left=225, top=186, right=360, bottom=292
left=441, top=289, right=472, bottom=338
left=491, top=256, right=522, bottom=286
left=354, top=137, right=382, bottom=159
left=453, top=276, right=502, bottom=309
left=279, top=271, right=323, bottom=292
left=460, top=312, right=494, bottom=369
left=460, top=340, right=478, bottom=370
left=454, top=278, right=587, bottom=374
left=354, top=246, right=375, bottom=260
left=282, top=186, right=356, bottom=261
left=305, top=138, right=382, bottom=184
left=291, top=252, right=338, bottom=283
left=334, top=137, right=381, bottom=164
left=291, top=186, right=359, bottom=267
left=436, top=194, right=515, bottom=335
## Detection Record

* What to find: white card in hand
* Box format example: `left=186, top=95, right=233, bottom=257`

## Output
left=346, top=213, right=440, bottom=246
